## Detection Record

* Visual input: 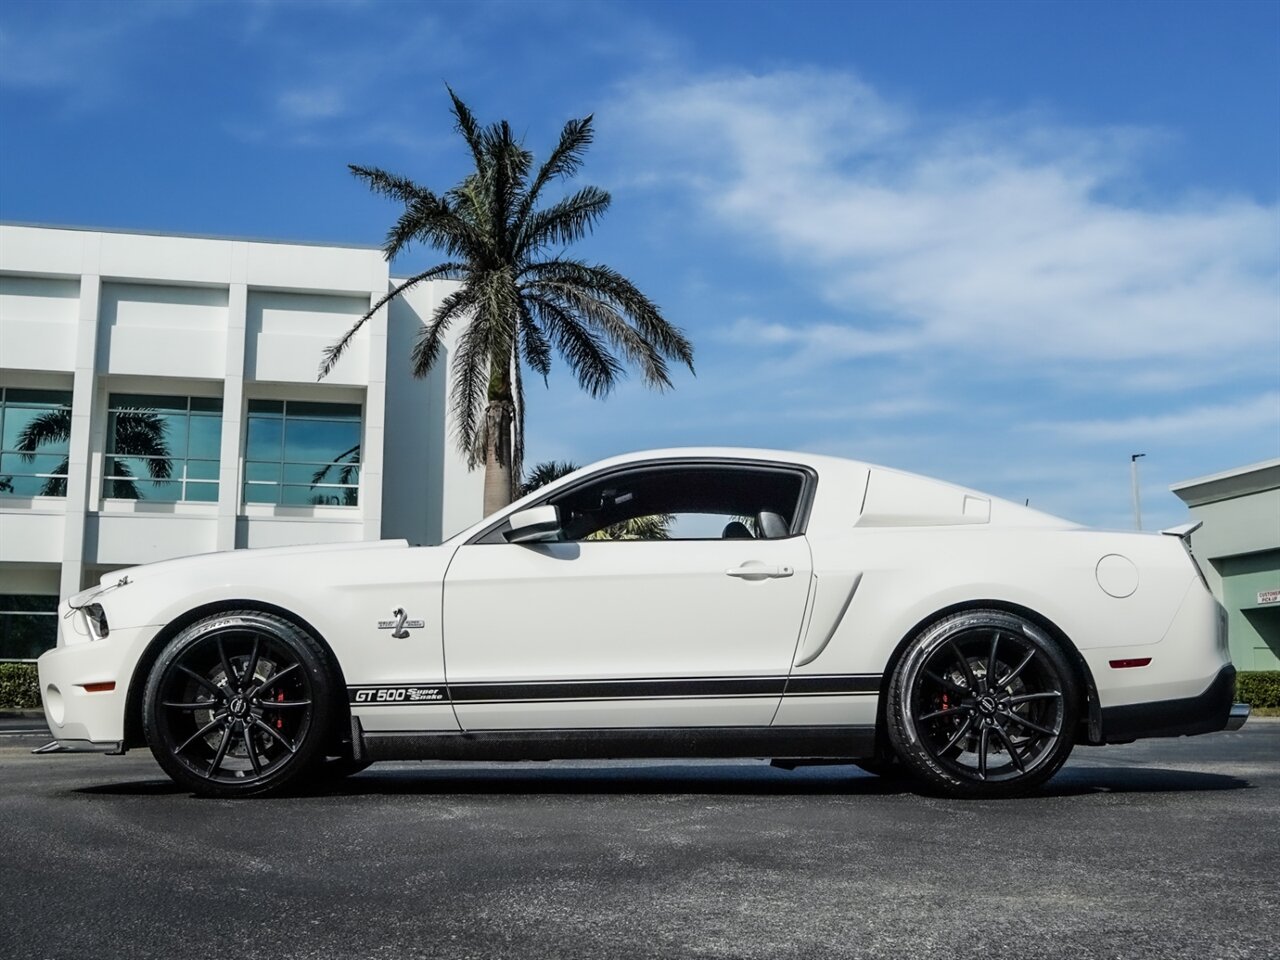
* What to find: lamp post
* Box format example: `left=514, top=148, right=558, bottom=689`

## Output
left=1130, top=453, right=1146, bottom=530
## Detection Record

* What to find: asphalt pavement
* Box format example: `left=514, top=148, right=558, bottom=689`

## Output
left=1, top=717, right=1276, bottom=960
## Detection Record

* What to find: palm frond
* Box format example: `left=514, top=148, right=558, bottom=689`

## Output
left=518, top=301, right=553, bottom=382
left=40, top=456, right=70, bottom=497
left=520, top=460, right=579, bottom=496
left=449, top=315, right=495, bottom=467
left=524, top=259, right=695, bottom=373
left=321, top=262, right=464, bottom=379
left=517, top=186, right=611, bottom=255
left=524, top=293, right=623, bottom=397
left=310, top=443, right=361, bottom=486
left=409, top=283, right=478, bottom=378
left=348, top=165, right=429, bottom=206
left=520, top=114, right=594, bottom=220
left=447, top=85, right=487, bottom=173
left=111, top=410, right=173, bottom=479
left=15, top=407, right=71, bottom=461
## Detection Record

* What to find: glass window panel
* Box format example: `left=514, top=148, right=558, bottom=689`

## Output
left=282, top=484, right=350, bottom=506
left=105, top=456, right=155, bottom=478
left=245, top=417, right=283, bottom=460
left=283, top=462, right=360, bottom=486
left=1, top=475, right=61, bottom=497
left=243, top=483, right=280, bottom=504
left=2, top=404, right=70, bottom=452
left=0, top=610, right=59, bottom=659
left=109, top=393, right=189, bottom=412
left=244, top=461, right=281, bottom=483
left=153, top=412, right=187, bottom=458
left=185, top=459, right=220, bottom=481
left=4, top=389, right=72, bottom=406
left=283, top=418, right=360, bottom=464
left=189, top=397, right=223, bottom=413
left=104, top=476, right=143, bottom=499
left=0, top=595, right=59, bottom=614
left=187, top=415, right=222, bottom=459
left=287, top=401, right=361, bottom=420
left=106, top=410, right=183, bottom=459
left=247, top=399, right=284, bottom=415
left=0, top=452, right=67, bottom=475
left=135, top=479, right=181, bottom=501
left=183, top=481, right=219, bottom=502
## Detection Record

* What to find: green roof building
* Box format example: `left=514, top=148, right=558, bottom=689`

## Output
left=1171, top=459, right=1280, bottom=671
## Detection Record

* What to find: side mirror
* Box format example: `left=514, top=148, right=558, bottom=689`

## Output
left=503, top=504, right=563, bottom=544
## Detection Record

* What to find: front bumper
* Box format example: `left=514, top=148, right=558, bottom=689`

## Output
left=36, top=625, right=147, bottom=750
left=1099, top=664, right=1246, bottom=743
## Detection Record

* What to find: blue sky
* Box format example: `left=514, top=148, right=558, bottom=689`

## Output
left=1, top=0, right=1277, bottom=529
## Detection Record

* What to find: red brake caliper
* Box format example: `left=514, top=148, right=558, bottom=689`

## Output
left=276, top=689, right=284, bottom=729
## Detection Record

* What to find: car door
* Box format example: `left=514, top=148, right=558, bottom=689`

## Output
left=442, top=460, right=816, bottom=730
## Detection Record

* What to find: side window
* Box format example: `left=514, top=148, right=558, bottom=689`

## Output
left=548, top=465, right=807, bottom=542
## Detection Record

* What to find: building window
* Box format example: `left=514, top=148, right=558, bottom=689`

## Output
left=0, top=387, right=72, bottom=497
left=102, top=394, right=222, bottom=502
left=244, top=400, right=361, bottom=506
left=0, top=594, right=58, bottom=661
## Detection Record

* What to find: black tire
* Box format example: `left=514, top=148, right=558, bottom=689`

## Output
left=886, top=609, right=1079, bottom=799
left=143, top=610, right=338, bottom=798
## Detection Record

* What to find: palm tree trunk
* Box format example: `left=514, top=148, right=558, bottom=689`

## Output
left=481, top=380, right=516, bottom=516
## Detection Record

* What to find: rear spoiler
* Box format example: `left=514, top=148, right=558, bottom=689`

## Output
left=1163, top=521, right=1209, bottom=589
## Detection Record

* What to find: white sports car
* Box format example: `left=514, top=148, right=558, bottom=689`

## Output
left=38, top=448, right=1248, bottom=798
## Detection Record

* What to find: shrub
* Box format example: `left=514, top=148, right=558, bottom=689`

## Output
left=0, top=662, right=41, bottom=710
left=1237, top=671, right=1280, bottom=709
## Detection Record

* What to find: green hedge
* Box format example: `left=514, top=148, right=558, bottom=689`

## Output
left=0, top=662, right=41, bottom=710
left=1237, top=671, right=1280, bottom=709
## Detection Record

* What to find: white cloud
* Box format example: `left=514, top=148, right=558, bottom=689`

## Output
left=610, top=69, right=1280, bottom=383
left=1036, top=392, right=1280, bottom=444
left=276, top=87, right=348, bottom=121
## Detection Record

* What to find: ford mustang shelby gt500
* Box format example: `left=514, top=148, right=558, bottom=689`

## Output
left=38, top=448, right=1248, bottom=798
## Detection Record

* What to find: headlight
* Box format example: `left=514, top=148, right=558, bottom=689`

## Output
left=82, top=603, right=110, bottom=640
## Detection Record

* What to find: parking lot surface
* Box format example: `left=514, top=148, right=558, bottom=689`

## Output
left=1, top=719, right=1276, bottom=960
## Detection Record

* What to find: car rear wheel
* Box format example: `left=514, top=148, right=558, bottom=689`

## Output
left=886, top=609, right=1079, bottom=799
left=143, top=610, right=337, bottom=798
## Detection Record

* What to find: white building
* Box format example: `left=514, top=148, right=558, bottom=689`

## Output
left=0, top=223, right=483, bottom=660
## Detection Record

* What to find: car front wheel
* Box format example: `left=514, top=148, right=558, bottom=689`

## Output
left=143, top=610, right=337, bottom=798
left=886, top=609, right=1079, bottom=799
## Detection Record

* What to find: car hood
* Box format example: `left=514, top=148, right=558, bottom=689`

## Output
left=74, top=539, right=412, bottom=606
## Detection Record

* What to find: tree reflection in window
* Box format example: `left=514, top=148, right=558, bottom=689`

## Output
left=2, top=388, right=72, bottom=497
left=101, top=394, right=218, bottom=501
left=243, top=400, right=361, bottom=506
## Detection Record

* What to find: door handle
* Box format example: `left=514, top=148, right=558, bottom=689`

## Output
left=726, top=563, right=794, bottom=580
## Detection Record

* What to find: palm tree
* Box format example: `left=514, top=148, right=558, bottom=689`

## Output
left=17, top=406, right=171, bottom=498
left=321, top=89, right=695, bottom=516
left=521, top=459, right=671, bottom=541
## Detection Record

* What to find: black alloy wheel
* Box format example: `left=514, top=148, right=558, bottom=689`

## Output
left=143, top=610, right=336, bottom=798
left=887, top=609, right=1080, bottom=798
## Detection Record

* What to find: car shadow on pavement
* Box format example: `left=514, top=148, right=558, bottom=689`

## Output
left=71, top=763, right=1250, bottom=800
left=1039, top=766, right=1250, bottom=797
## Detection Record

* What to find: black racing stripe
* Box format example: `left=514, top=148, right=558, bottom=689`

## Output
left=348, top=674, right=883, bottom=706
left=449, top=676, right=787, bottom=702
left=783, top=674, right=882, bottom=695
